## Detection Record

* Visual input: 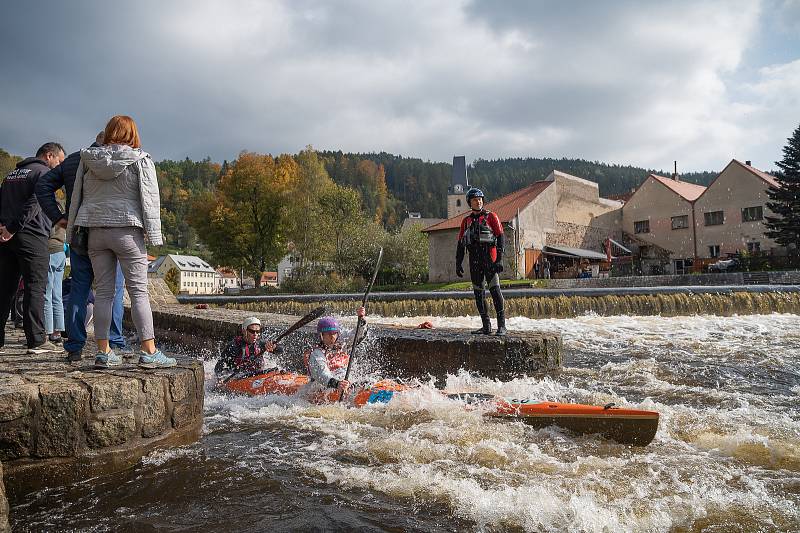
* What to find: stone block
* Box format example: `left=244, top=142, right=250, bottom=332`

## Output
left=35, top=378, right=88, bottom=458
left=0, top=417, right=33, bottom=461
left=86, top=412, right=136, bottom=448
left=84, top=376, right=139, bottom=412
left=166, top=369, right=194, bottom=403
left=0, top=375, right=37, bottom=422
left=140, top=375, right=167, bottom=438
left=171, top=402, right=195, bottom=429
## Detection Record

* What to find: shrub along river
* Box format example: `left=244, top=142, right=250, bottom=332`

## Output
left=11, top=313, right=800, bottom=532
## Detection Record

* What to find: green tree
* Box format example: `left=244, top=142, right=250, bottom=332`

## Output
left=188, top=152, right=292, bottom=285
left=381, top=224, right=429, bottom=284
left=766, top=123, right=800, bottom=249
left=164, top=267, right=181, bottom=295
left=0, top=148, right=22, bottom=181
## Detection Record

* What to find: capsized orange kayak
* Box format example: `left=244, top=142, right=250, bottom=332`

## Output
left=220, top=370, right=659, bottom=446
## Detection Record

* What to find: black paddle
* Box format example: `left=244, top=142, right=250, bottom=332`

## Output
left=223, top=305, right=327, bottom=383
left=339, top=247, right=384, bottom=402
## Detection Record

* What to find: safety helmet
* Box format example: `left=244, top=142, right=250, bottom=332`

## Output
left=466, top=187, right=485, bottom=203
left=242, top=316, right=261, bottom=330
left=317, top=317, right=340, bottom=334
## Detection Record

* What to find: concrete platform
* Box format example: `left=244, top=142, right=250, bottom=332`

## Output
left=145, top=304, right=563, bottom=382
left=0, top=325, right=204, bottom=500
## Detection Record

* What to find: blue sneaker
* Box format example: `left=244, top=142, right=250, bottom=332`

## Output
left=94, top=350, right=122, bottom=369
left=139, top=350, right=176, bottom=368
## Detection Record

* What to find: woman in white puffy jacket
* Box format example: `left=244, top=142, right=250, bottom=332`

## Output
left=68, top=115, right=175, bottom=369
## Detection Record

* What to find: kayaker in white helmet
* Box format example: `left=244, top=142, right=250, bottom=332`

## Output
left=214, top=316, right=279, bottom=376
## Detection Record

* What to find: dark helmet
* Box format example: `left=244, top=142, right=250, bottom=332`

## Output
left=317, top=317, right=340, bottom=334
left=466, top=187, right=485, bottom=203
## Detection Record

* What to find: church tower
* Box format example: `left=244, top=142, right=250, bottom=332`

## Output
left=447, top=155, right=470, bottom=219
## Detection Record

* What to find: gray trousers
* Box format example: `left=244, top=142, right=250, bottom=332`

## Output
left=88, top=227, right=154, bottom=342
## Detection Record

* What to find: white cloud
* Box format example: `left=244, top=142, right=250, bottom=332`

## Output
left=0, top=0, right=795, bottom=172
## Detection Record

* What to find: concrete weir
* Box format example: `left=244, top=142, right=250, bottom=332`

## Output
left=0, top=327, right=204, bottom=499
left=147, top=304, right=562, bottom=381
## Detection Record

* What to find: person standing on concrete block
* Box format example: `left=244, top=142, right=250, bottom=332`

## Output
left=36, top=132, right=129, bottom=362
left=0, top=142, right=65, bottom=354
left=455, top=187, right=507, bottom=336
left=67, top=115, right=175, bottom=369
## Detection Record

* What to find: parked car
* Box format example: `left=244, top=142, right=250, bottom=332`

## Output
left=708, top=258, right=741, bottom=272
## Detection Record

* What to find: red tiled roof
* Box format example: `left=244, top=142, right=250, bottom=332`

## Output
left=736, top=159, right=780, bottom=188
left=649, top=174, right=706, bottom=201
left=423, top=181, right=553, bottom=232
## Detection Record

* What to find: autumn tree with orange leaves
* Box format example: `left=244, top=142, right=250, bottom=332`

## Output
left=189, top=152, right=296, bottom=285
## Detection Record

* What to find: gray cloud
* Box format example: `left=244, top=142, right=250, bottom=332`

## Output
left=0, top=0, right=797, bottom=172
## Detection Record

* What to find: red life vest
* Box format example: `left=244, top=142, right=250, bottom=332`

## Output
left=303, top=343, right=349, bottom=378
left=233, top=336, right=264, bottom=372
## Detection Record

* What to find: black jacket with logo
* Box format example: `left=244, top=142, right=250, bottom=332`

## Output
left=0, top=157, right=52, bottom=238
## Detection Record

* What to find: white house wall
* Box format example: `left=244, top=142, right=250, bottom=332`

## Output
left=694, top=163, right=778, bottom=256
left=622, top=178, right=696, bottom=259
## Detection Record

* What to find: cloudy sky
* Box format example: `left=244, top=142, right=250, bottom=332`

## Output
left=1, top=0, right=798, bottom=172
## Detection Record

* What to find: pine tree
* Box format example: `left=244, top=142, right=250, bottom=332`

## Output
left=765, top=123, right=800, bottom=249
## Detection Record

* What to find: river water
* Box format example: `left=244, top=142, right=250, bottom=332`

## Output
left=12, top=313, right=800, bottom=532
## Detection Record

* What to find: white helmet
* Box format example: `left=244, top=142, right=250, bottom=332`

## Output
left=242, top=316, right=261, bottom=330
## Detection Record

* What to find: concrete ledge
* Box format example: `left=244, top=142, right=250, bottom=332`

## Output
left=145, top=304, right=562, bottom=381
left=0, top=327, right=203, bottom=499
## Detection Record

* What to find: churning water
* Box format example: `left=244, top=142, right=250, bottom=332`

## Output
left=12, top=314, right=800, bottom=532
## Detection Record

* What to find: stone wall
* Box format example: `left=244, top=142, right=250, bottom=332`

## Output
left=0, top=351, right=204, bottom=498
left=125, top=277, right=179, bottom=307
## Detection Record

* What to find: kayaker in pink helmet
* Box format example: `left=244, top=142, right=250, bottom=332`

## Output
left=303, top=306, right=366, bottom=394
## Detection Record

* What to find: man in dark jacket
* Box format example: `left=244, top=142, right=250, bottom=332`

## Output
left=35, top=133, right=129, bottom=362
left=0, top=142, right=65, bottom=353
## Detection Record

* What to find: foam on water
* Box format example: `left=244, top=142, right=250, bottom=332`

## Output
left=199, top=312, right=800, bottom=530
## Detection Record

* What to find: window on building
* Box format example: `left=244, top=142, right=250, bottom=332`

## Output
left=708, top=245, right=720, bottom=258
left=456, top=199, right=462, bottom=207
left=671, top=215, right=689, bottom=230
left=634, top=220, right=650, bottom=234
left=742, top=206, right=763, bottom=222
left=747, top=242, right=761, bottom=253
left=674, top=258, right=693, bottom=275
left=704, top=211, right=724, bottom=226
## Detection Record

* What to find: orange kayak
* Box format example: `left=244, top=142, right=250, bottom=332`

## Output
left=220, top=370, right=659, bottom=446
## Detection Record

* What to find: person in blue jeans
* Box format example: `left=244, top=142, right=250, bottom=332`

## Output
left=35, top=132, right=129, bottom=362
left=64, top=251, right=128, bottom=361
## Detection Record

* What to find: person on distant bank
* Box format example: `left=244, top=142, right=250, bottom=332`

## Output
left=215, top=316, right=280, bottom=375
left=303, top=307, right=366, bottom=395
left=455, top=187, right=507, bottom=335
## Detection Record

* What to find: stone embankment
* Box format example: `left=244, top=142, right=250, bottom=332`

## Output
left=148, top=304, right=562, bottom=382
left=0, top=326, right=203, bottom=500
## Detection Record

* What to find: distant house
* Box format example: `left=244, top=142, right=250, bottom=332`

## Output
left=423, top=170, right=622, bottom=281
left=693, top=160, right=781, bottom=260
left=621, top=174, right=706, bottom=274
left=277, top=253, right=302, bottom=286
left=148, top=254, right=217, bottom=295
left=621, top=159, right=781, bottom=273
left=260, top=271, right=278, bottom=287
left=216, top=268, right=240, bottom=294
